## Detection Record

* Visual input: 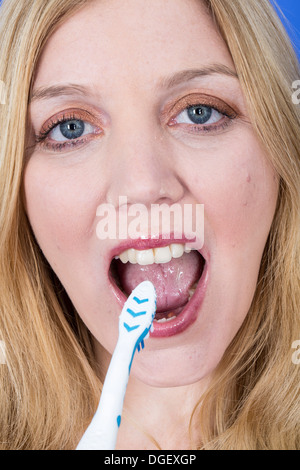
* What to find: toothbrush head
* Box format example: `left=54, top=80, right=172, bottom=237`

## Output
left=119, top=281, right=156, bottom=359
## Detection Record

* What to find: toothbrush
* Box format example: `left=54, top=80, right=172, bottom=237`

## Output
left=76, top=280, right=156, bottom=450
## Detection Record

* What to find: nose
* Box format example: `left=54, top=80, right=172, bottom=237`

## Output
left=105, top=114, right=185, bottom=208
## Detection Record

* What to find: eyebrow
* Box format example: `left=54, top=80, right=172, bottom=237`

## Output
left=29, top=64, right=238, bottom=103
left=29, top=83, right=89, bottom=103
left=160, top=64, right=238, bottom=89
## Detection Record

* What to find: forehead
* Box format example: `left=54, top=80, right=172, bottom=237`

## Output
left=34, top=0, right=235, bottom=91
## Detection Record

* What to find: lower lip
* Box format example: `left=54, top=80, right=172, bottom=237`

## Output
left=108, top=259, right=209, bottom=338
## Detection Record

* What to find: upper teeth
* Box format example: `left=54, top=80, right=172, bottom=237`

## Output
left=115, top=243, right=192, bottom=266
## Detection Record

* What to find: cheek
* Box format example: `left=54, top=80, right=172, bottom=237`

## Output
left=189, top=141, right=278, bottom=253
left=23, top=159, right=98, bottom=259
left=220, top=168, right=276, bottom=253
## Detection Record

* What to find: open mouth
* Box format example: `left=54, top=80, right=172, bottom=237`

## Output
left=109, top=241, right=207, bottom=337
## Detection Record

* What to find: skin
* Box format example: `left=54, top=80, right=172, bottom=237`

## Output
left=24, top=0, right=279, bottom=449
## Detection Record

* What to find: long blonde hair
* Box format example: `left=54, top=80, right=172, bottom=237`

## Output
left=0, top=0, right=299, bottom=450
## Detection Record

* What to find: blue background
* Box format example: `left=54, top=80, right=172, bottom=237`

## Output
left=0, top=0, right=299, bottom=55
left=273, top=0, right=300, bottom=55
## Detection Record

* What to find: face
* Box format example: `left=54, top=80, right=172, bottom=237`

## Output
left=24, top=0, right=278, bottom=387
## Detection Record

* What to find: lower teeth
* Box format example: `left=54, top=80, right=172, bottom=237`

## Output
left=188, top=281, right=198, bottom=301
left=155, top=315, right=176, bottom=323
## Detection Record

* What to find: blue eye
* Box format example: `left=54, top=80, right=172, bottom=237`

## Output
left=187, top=106, right=212, bottom=124
left=59, top=120, right=85, bottom=139
left=35, top=109, right=104, bottom=152
left=176, top=105, right=223, bottom=126
left=49, top=119, right=95, bottom=142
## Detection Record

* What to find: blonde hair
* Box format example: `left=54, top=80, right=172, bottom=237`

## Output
left=0, top=0, right=299, bottom=450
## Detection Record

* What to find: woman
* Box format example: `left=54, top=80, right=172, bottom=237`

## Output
left=0, top=0, right=299, bottom=450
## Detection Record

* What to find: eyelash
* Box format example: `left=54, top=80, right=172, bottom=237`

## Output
left=34, top=96, right=237, bottom=152
left=167, top=94, right=237, bottom=135
left=35, top=111, right=101, bottom=152
left=173, top=108, right=232, bottom=133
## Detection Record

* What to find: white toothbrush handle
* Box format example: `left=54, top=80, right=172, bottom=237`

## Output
left=76, top=281, right=156, bottom=450
left=76, top=337, right=133, bottom=450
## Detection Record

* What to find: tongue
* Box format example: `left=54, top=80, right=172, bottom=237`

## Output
left=116, top=251, right=203, bottom=313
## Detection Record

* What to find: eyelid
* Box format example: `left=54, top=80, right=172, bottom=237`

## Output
left=163, top=93, right=238, bottom=122
left=39, top=108, right=102, bottom=136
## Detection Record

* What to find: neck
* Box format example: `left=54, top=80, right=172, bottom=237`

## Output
left=116, top=374, right=209, bottom=450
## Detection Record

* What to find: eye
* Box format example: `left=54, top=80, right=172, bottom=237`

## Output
left=166, top=94, right=238, bottom=136
left=49, top=119, right=95, bottom=142
left=35, top=109, right=103, bottom=152
left=176, top=105, right=223, bottom=126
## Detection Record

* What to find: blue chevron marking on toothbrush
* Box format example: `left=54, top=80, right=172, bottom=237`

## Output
left=133, top=296, right=149, bottom=304
left=129, top=330, right=150, bottom=371
left=137, top=341, right=144, bottom=352
left=126, top=308, right=147, bottom=318
left=123, top=322, right=140, bottom=332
